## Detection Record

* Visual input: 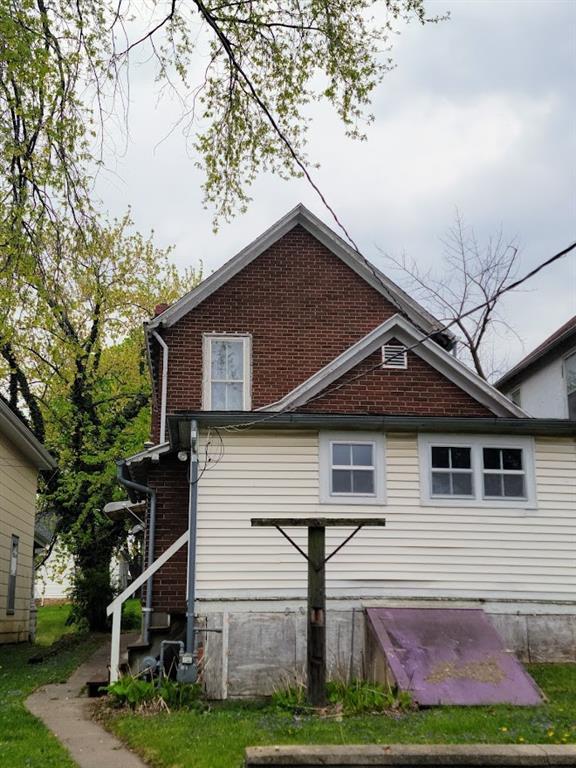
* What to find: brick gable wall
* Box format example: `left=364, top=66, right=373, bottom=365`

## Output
left=299, top=340, right=491, bottom=416
left=151, top=225, right=494, bottom=439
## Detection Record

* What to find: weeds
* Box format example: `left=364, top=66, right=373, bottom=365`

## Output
left=271, top=679, right=414, bottom=715
left=106, top=676, right=206, bottom=713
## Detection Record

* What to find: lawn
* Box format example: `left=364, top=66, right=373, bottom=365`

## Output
left=107, top=665, right=576, bottom=768
left=0, top=603, right=102, bottom=768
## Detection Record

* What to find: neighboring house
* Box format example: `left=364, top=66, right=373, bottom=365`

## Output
left=0, top=397, right=56, bottom=643
left=114, top=205, right=576, bottom=697
left=496, top=315, right=576, bottom=418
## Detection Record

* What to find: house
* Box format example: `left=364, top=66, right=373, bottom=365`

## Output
left=496, top=314, right=576, bottom=418
left=0, top=397, right=56, bottom=643
left=113, top=205, right=576, bottom=697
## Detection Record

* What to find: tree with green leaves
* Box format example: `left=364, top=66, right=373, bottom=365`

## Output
left=0, top=214, right=198, bottom=629
left=1, top=0, right=442, bottom=248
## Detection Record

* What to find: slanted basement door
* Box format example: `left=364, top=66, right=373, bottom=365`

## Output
left=366, top=607, right=542, bottom=706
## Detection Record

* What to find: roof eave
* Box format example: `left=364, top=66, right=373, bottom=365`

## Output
left=0, top=400, right=56, bottom=470
left=145, top=204, right=453, bottom=345
left=168, top=412, right=576, bottom=445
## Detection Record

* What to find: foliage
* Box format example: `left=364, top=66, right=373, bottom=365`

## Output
left=121, top=598, right=142, bottom=632
left=0, top=605, right=102, bottom=768
left=106, top=665, right=576, bottom=768
left=0, top=214, right=199, bottom=629
left=106, top=675, right=205, bottom=712
left=271, top=678, right=413, bottom=715
left=1, top=1, right=443, bottom=236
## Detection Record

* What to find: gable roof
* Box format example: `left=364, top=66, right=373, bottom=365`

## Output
left=145, top=204, right=454, bottom=346
left=496, top=314, right=576, bottom=391
left=0, top=397, right=56, bottom=470
left=259, top=314, right=526, bottom=418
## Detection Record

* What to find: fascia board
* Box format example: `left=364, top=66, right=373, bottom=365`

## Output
left=260, top=315, right=402, bottom=411
left=261, top=314, right=526, bottom=418
left=0, top=400, right=56, bottom=470
left=124, top=441, right=171, bottom=465
left=146, top=204, right=450, bottom=340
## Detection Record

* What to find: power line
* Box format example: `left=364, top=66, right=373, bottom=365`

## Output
left=219, top=238, right=576, bottom=432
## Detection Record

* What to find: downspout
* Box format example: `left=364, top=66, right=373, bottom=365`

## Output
left=185, top=419, right=199, bottom=656
left=117, top=462, right=156, bottom=646
left=151, top=330, right=168, bottom=444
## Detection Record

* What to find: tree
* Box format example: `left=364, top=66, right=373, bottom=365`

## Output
left=1, top=0, right=443, bottom=250
left=0, top=214, right=199, bottom=629
left=382, top=212, right=521, bottom=381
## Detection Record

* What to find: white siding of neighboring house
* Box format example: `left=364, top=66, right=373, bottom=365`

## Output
left=195, top=430, right=576, bottom=604
left=507, top=357, right=569, bottom=418
left=0, top=430, right=38, bottom=643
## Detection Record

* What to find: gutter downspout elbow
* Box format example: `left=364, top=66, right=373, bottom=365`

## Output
left=116, top=462, right=157, bottom=645
left=151, top=330, right=168, bottom=444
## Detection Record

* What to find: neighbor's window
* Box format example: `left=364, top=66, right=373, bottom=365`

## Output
left=7, top=535, right=19, bottom=615
left=203, top=335, right=251, bottom=410
left=510, top=387, right=521, bottom=407
left=320, top=432, right=385, bottom=504
left=419, top=435, right=535, bottom=508
left=565, top=352, right=576, bottom=419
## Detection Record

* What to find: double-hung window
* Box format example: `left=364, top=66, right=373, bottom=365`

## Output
left=420, top=435, right=535, bottom=508
left=203, top=335, right=251, bottom=410
left=320, top=432, right=385, bottom=504
left=565, top=352, right=576, bottom=419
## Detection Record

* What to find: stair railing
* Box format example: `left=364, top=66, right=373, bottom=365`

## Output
left=106, top=529, right=189, bottom=682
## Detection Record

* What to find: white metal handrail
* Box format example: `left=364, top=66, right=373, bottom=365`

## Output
left=107, top=529, right=189, bottom=682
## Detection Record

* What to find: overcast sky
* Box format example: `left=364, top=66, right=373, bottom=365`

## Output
left=95, top=0, right=576, bottom=374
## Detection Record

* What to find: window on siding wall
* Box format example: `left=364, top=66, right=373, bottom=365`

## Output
left=203, top=335, right=251, bottom=410
left=565, top=352, right=576, bottom=419
left=319, top=432, right=385, bottom=504
left=7, top=535, right=19, bottom=615
left=419, top=435, right=535, bottom=508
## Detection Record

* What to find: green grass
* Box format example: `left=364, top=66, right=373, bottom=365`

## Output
left=0, top=603, right=102, bottom=768
left=107, top=665, right=576, bottom=768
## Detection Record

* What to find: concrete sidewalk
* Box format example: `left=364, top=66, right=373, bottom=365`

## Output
left=26, top=639, right=147, bottom=768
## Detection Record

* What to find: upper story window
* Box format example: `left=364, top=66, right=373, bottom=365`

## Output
left=419, top=435, right=536, bottom=508
left=510, top=387, right=521, bottom=407
left=203, top=334, right=251, bottom=410
left=565, top=352, right=576, bottom=419
left=319, top=432, right=385, bottom=505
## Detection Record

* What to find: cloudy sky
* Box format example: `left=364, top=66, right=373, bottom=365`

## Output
left=96, top=0, right=576, bottom=375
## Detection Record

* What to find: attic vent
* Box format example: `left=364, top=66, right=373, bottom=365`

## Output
left=382, top=344, right=407, bottom=369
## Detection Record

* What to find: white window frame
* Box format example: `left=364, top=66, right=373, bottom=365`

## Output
left=202, top=334, right=252, bottom=411
left=418, top=434, right=537, bottom=509
left=319, top=431, right=386, bottom=505
left=563, top=348, right=576, bottom=419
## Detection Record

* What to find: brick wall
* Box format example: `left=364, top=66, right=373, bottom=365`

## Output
left=150, top=225, right=490, bottom=440
left=147, top=457, right=189, bottom=613
left=300, top=342, right=491, bottom=416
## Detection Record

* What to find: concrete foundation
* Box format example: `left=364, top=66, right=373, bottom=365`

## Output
left=199, top=599, right=576, bottom=699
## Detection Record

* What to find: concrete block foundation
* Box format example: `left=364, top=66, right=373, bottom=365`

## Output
left=199, top=599, right=576, bottom=700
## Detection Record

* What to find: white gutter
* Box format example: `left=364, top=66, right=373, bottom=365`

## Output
left=151, top=330, right=169, bottom=444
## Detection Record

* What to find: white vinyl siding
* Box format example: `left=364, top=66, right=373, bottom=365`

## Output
left=195, top=430, right=576, bottom=603
left=0, top=430, right=37, bottom=643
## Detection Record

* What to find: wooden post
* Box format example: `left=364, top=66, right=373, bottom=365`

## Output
left=251, top=518, right=386, bottom=709
left=307, top=525, right=326, bottom=707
